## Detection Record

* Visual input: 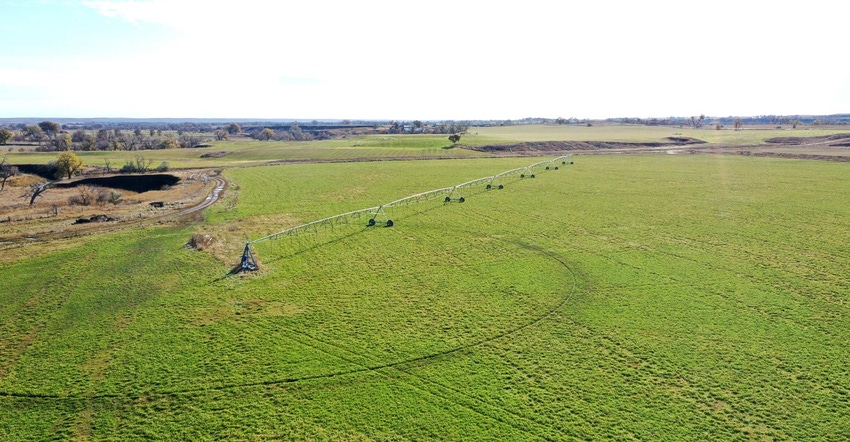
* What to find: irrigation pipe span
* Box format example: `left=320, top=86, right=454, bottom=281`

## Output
left=1, top=156, right=579, bottom=401
left=241, top=155, right=573, bottom=269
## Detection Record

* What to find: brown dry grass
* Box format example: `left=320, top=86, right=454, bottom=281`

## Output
left=186, top=213, right=299, bottom=267
left=188, top=299, right=305, bottom=326
left=0, top=170, right=216, bottom=261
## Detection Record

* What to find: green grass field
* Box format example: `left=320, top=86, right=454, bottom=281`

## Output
left=2, top=152, right=850, bottom=439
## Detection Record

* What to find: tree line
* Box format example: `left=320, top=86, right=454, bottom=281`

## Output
left=0, top=121, right=209, bottom=152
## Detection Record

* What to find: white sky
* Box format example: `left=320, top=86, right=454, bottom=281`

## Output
left=1, top=0, right=848, bottom=120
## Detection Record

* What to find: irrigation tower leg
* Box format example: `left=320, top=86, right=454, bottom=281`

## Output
left=241, top=242, right=259, bottom=271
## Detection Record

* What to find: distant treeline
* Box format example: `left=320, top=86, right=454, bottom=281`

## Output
left=1, top=124, right=209, bottom=152
left=609, top=114, right=850, bottom=127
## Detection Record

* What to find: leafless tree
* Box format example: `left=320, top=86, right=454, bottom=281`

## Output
left=131, top=156, right=153, bottom=173
left=0, top=156, right=20, bottom=191
left=733, top=117, right=743, bottom=131
left=23, top=181, right=50, bottom=206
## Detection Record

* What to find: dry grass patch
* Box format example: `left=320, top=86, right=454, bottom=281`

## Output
left=319, top=185, right=367, bottom=202
left=189, top=299, right=305, bottom=326
left=188, top=213, right=301, bottom=266
left=187, top=233, right=214, bottom=250
left=0, top=171, right=211, bottom=242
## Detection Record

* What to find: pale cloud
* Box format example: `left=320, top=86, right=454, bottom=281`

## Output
left=1, top=0, right=847, bottom=118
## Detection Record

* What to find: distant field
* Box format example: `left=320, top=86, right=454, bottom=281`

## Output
left=1, top=135, right=486, bottom=169
left=212, top=135, right=486, bottom=163
left=468, top=124, right=850, bottom=145
left=4, top=124, right=850, bottom=170
left=3, top=154, right=850, bottom=439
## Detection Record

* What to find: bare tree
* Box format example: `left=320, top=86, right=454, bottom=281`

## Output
left=24, top=125, right=45, bottom=141
left=256, top=128, right=275, bottom=141
left=179, top=134, right=203, bottom=148
left=733, top=117, right=743, bottom=131
left=226, top=123, right=241, bottom=134
left=38, top=121, right=61, bottom=137
left=52, top=133, right=73, bottom=150
left=23, top=181, right=50, bottom=206
left=0, top=129, right=13, bottom=145
left=0, top=156, right=20, bottom=191
left=135, top=156, right=153, bottom=173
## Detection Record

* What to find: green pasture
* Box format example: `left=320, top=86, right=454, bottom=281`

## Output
left=210, top=135, right=485, bottom=163
left=2, top=154, right=850, bottom=439
left=2, top=148, right=221, bottom=170
left=4, top=124, right=850, bottom=171
left=1, top=135, right=485, bottom=170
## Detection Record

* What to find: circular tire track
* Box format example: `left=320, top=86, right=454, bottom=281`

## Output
left=2, top=169, right=569, bottom=400
left=0, top=241, right=578, bottom=401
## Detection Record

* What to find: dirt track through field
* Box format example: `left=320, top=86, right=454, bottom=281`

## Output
left=0, top=176, right=227, bottom=249
left=169, top=177, right=226, bottom=218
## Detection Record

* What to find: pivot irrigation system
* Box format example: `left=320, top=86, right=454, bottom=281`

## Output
left=239, top=155, right=574, bottom=271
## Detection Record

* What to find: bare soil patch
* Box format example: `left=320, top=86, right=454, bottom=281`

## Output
left=737, top=151, right=850, bottom=162
left=764, top=134, right=850, bottom=145
left=464, top=136, right=705, bottom=153
left=200, top=151, right=229, bottom=158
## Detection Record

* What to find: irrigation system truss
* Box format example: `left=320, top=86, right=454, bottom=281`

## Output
left=240, top=155, right=574, bottom=271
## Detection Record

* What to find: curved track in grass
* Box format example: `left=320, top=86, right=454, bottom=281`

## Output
left=169, top=177, right=226, bottom=218
left=0, top=241, right=578, bottom=401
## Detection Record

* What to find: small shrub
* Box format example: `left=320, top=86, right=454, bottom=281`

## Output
left=156, top=161, right=169, bottom=172
left=120, top=162, right=139, bottom=174
left=69, top=185, right=121, bottom=206
left=108, top=189, right=122, bottom=204
left=120, top=156, right=153, bottom=174
left=69, top=185, right=98, bottom=206
left=95, top=188, right=121, bottom=205
left=187, top=233, right=214, bottom=251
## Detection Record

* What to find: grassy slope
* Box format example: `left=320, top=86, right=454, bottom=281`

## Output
left=2, top=155, right=850, bottom=439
